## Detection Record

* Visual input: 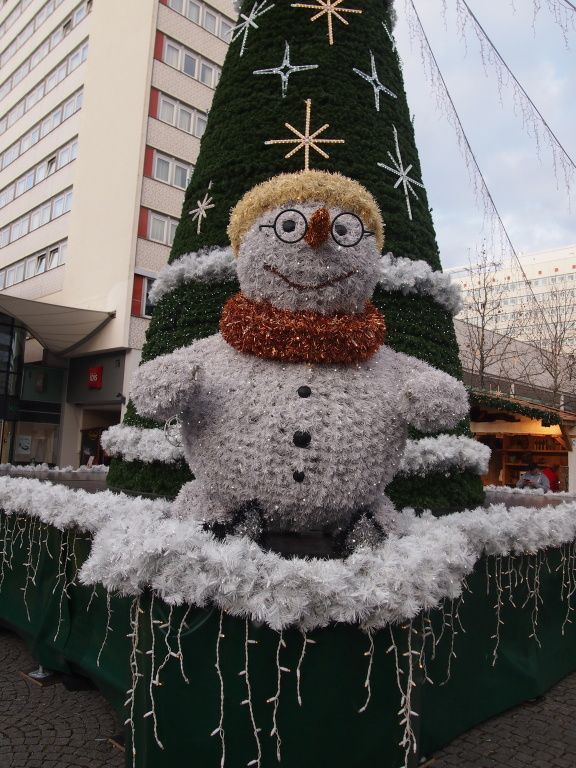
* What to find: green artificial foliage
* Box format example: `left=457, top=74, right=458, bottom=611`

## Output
left=470, top=390, right=563, bottom=426
left=107, top=458, right=193, bottom=498
left=387, top=469, right=485, bottom=515
left=111, top=0, right=483, bottom=510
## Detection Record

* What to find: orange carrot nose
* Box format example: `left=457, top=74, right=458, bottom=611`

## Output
left=304, top=207, right=331, bottom=248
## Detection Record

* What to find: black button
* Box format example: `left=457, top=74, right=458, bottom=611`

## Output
left=293, top=471, right=305, bottom=482
left=293, top=430, right=311, bottom=448
left=297, top=386, right=312, bottom=398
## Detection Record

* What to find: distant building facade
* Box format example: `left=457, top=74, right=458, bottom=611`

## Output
left=447, top=244, right=576, bottom=345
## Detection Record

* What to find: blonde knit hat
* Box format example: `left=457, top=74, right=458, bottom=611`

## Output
left=228, top=170, right=385, bottom=255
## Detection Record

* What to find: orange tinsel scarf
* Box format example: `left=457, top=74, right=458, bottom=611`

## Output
left=220, top=293, right=386, bottom=364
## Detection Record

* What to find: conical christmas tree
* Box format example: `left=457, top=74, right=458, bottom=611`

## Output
left=108, top=0, right=484, bottom=512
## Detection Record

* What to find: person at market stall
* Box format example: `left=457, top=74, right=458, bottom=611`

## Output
left=516, top=463, right=550, bottom=492
left=542, top=464, right=560, bottom=492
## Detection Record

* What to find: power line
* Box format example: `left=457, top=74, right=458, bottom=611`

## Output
left=405, top=0, right=556, bottom=339
left=459, top=0, right=575, bottom=179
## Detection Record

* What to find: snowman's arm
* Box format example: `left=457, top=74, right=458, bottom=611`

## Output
left=130, top=345, right=201, bottom=422
left=400, top=362, right=469, bottom=433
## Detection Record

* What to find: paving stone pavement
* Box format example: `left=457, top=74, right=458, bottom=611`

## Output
left=0, top=627, right=123, bottom=768
left=431, top=672, right=576, bottom=768
left=2, top=625, right=576, bottom=768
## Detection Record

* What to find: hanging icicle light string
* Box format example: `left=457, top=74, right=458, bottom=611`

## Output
left=455, top=0, right=575, bottom=200
left=404, top=0, right=560, bottom=345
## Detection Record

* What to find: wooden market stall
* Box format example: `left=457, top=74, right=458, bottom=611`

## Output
left=469, top=390, right=576, bottom=489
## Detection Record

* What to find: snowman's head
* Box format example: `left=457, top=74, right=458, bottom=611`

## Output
left=228, top=171, right=384, bottom=315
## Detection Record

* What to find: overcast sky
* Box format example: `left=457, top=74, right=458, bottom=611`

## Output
left=393, top=0, right=576, bottom=269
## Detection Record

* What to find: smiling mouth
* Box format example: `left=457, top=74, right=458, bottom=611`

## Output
left=263, top=264, right=355, bottom=292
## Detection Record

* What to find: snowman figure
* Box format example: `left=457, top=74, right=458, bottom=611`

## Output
left=131, top=171, right=468, bottom=554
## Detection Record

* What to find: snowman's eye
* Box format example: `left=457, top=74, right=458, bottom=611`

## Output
left=331, top=213, right=365, bottom=247
left=272, top=209, right=307, bottom=243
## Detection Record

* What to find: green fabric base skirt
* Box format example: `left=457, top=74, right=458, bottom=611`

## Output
left=1, top=512, right=575, bottom=768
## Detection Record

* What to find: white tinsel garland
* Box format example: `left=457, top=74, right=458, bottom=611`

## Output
left=378, top=253, right=463, bottom=315
left=148, top=246, right=236, bottom=305
left=0, top=463, right=108, bottom=477
left=0, top=476, right=170, bottom=534
left=102, top=424, right=487, bottom=477
left=146, top=248, right=462, bottom=314
left=398, top=435, right=490, bottom=476
left=100, top=424, right=184, bottom=464
left=2, top=477, right=576, bottom=631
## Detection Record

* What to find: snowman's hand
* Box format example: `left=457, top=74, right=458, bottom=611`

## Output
left=401, top=368, right=468, bottom=432
left=130, top=346, right=201, bottom=421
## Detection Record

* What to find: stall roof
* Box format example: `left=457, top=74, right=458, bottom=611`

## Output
left=0, top=294, right=114, bottom=356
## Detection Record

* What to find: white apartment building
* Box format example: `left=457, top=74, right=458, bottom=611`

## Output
left=0, top=0, right=236, bottom=466
left=447, top=244, right=576, bottom=342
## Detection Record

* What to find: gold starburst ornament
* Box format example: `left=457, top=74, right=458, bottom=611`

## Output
left=265, top=99, right=345, bottom=171
left=291, top=0, right=362, bottom=45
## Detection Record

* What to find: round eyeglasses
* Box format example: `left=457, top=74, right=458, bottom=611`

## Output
left=259, top=209, right=374, bottom=247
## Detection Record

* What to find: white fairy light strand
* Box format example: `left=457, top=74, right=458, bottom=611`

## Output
left=125, top=595, right=142, bottom=767
left=21, top=515, right=37, bottom=622
left=561, top=542, right=576, bottom=634
left=145, top=593, right=164, bottom=750
left=177, top=606, right=191, bottom=685
left=53, top=529, right=74, bottom=642
left=268, top=630, right=286, bottom=762
left=491, top=555, right=504, bottom=666
left=97, top=591, right=113, bottom=667
left=440, top=599, right=458, bottom=685
left=358, top=630, right=375, bottom=713
left=242, top=618, right=262, bottom=768
left=153, top=605, right=175, bottom=686
left=296, top=632, right=315, bottom=706
left=212, top=610, right=226, bottom=768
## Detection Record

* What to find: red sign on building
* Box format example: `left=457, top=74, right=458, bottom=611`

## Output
left=88, top=366, right=103, bottom=389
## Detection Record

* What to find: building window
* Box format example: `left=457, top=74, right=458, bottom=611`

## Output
left=157, top=92, right=208, bottom=139
left=154, top=154, right=171, bottom=183
left=162, top=37, right=220, bottom=89
left=144, top=277, right=156, bottom=317
left=0, top=241, right=66, bottom=290
left=147, top=212, right=178, bottom=246
left=0, top=138, right=78, bottom=211
left=0, top=0, right=68, bottom=70
left=149, top=214, right=167, bottom=243
left=159, top=95, right=176, bottom=123
left=0, top=0, right=35, bottom=44
left=0, top=91, right=83, bottom=172
left=152, top=151, right=193, bottom=190
left=166, top=0, right=235, bottom=40
left=131, top=275, right=157, bottom=318
left=0, top=190, right=73, bottom=249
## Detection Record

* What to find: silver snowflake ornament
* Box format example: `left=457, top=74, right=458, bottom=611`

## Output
left=377, top=125, right=425, bottom=221
left=352, top=50, right=397, bottom=111
left=253, top=41, right=318, bottom=98
left=190, top=183, right=215, bottom=235
left=231, top=1, right=275, bottom=57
